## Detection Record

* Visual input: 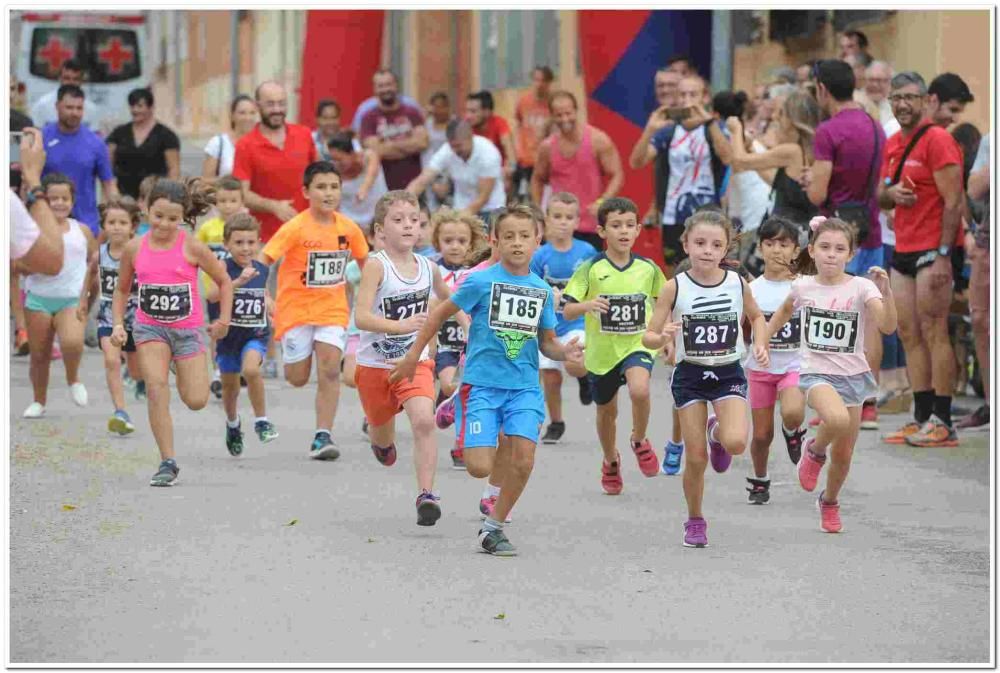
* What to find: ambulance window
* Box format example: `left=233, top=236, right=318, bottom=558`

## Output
left=87, top=30, right=141, bottom=83
left=29, top=27, right=141, bottom=84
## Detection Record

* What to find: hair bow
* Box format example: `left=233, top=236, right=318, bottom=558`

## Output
left=809, top=216, right=828, bottom=232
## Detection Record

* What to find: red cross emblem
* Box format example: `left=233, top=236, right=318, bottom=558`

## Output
left=97, top=37, right=134, bottom=75
left=37, top=36, right=74, bottom=76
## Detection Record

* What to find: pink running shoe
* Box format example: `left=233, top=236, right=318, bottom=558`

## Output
left=435, top=391, right=457, bottom=430
left=809, top=416, right=822, bottom=428
left=707, top=415, right=732, bottom=473
left=817, top=491, right=842, bottom=533
left=601, top=454, right=623, bottom=495
left=51, top=343, right=62, bottom=360
left=631, top=437, right=660, bottom=477
left=797, top=437, right=825, bottom=492
left=478, top=495, right=512, bottom=523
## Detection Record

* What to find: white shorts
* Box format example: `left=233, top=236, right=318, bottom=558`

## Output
left=538, top=330, right=585, bottom=371
left=281, top=324, right=347, bottom=365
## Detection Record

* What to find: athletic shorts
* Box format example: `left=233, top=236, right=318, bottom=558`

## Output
left=539, top=329, right=585, bottom=371
left=97, top=326, right=136, bottom=353
left=216, top=338, right=268, bottom=375
left=355, top=360, right=435, bottom=427
left=344, top=333, right=360, bottom=358
left=799, top=371, right=877, bottom=407
left=281, top=324, right=347, bottom=365
left=671, top=360, right=748, bottom=409
left=206, top=300, right=221, bottom=323
left=133, top=322, right=206, bottom=361
left=747, top=369, right=800, bottom=410
left=456, top=384, right=545, bottom=449
left=588, top=351, right=654, bottom=406
left=891, top=249, right=938, bottom=277
left=24, top=293, right=78, bottom=315
left=846, top=245, right=885, bottom=276
left=434, top=349, right=462, bottom=376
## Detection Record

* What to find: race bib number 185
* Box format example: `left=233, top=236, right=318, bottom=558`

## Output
left=488, top=283, right=547, bottom=334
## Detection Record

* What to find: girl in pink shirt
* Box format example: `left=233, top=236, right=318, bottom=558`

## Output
left=767, top=217, right=896, bottom=534
left=112, top=179, right=234, bottom=487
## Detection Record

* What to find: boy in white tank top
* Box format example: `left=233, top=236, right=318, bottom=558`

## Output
left=354, top=191, right=452, bottom=527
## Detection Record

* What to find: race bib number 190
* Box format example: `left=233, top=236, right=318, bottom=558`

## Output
left=803, top=306, right=858, bottom=353
left=488, top=283, right=547, bottom=334
left=306, top=250, right=350, bottom=287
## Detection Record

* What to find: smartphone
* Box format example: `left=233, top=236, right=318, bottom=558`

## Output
left=663, top=107, right=690, bottom=123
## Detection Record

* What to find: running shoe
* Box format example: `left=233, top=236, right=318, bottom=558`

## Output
left=435, top=391, right=457, bottom=430
left=577, top=376, right=593, bottom=406
left=746, top=477, right=771, bottom=505
left=683, top=517, right=708, bottom=548
left=797, top=437, right=825, bottom=492
left=254, top=420, right=279, bottom=443
left=631, top=437, right=660, bottom=477
left=956, top=404, right=990, bottom=431
left=809, top=416, right=822, bottom=428
left=149, top=459, right=179, bottom=487
left=51, top=343, right=62, bottom=360
left=134, top=380, right=147, bottom=401
left=450, top=443, right=465, bottom=470
left=706, top=415, right=731, bottom=473
left=541, top=421, right=565, bottom=444
left=416, top=490, right=442, bottom=526
left=817, top=491, right=842, bottom=533
left=883, top=421, right=922, bottom=445
left=782, top=426, right=806, bottom=465
left=478, top=528, right=517, bottom=556
left=310, top=432, right=340, bottom=460
left=262, top=359, right=279, bottom=379
left=210, top=379, right=223, bottom=400
left=860, top=401, right=879, bottom=430
left=371, top=442, right=397, bottom=466
left=478, top=495, right=512, bottom=523
left=904, top=415, right=959, bottom=448
left=122, top=370, right=135, bottom=390
left=14, top=329, right=29, bottom=356
left=108, top=410, right=135, bottom=436
left=69, top=382, right=88, bottom=407
left=22, top=402, right=45, bottom=419
left=601, top=454, right=623, bottom=495
left=226, top=421, right=244, bottom=457
left=661, top=440, right=684, bottom=476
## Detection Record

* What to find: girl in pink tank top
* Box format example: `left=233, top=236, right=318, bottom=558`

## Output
left=111, top=178, right=234, bottom=487
left=546, top=126, right=604, bottom=234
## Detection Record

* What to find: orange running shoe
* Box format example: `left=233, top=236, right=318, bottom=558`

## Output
left=904, top=416, right=959, bottom=448
left=883, top=421, right=922, bottom=445
left=14, top=329, right=29, bottom=356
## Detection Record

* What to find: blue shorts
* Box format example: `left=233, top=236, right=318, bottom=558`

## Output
left=24, top=293, right=78, bottom=315
left=588, top=351, right=654, bottom=406
left=216, top=338, right=268, bottom=374
left=455, top=384, right=545, bottom=449
left=434, top=349, right=462, bottom=376
left=97, top=326, right=136, bottom=353
left=846, top=246, right=885, bottom=276
left=671, top=360, right=748, bottom=409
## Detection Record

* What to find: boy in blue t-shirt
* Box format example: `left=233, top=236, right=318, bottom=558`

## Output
left=391, top=205, right=583, bottom=556
left=530, top=192, right=597, bottom=443
left=206, top=213, right=278, bottom=456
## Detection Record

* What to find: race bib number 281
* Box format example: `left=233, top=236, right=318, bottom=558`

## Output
left=488, top=283, right=547, bottom=334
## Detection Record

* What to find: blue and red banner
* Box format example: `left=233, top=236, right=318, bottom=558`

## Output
left=578, top=10, right=712, bottom=263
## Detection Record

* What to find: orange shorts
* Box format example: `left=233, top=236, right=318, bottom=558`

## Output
left=355, top=360, right=435, bottom=427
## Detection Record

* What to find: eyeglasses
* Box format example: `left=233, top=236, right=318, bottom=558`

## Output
left=888, top=93, right=925, bottom=104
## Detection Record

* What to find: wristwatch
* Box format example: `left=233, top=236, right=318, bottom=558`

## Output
left=25, top=186, right=46, bottom=209
left=938, top=245, right=952, bottom=257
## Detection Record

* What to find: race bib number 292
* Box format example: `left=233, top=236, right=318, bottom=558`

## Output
left=488, top=283, right=547, bottom=334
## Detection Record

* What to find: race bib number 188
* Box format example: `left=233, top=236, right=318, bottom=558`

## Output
left=306, top=250, right=350, bottom=287
left=488, top=283, right=547, bottom=334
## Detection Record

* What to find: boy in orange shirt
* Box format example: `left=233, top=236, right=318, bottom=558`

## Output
left=260, top=161, right=370, bottom=460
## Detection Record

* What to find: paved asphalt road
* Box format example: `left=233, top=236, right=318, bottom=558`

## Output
left=8, top=345, right=991, bottom=664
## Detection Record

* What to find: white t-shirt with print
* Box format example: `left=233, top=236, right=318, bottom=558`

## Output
left=660, top=125, right=716, bottom=226
left=428, top=135, right=506, bottom=212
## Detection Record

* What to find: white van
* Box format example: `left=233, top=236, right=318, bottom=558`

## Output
left=14, top=11, right=150, bottom=136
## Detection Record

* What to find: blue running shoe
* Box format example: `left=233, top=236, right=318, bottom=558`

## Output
left=662, top=440, right=684, bottom=475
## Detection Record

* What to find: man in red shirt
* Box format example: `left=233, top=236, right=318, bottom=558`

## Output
left=233, top=81, right=318, bottom=242
left=877, top=71, right=966, bottom=448
left=466, top=91, right=517, bottom=193
left=514, top=67, right=554, bottom=203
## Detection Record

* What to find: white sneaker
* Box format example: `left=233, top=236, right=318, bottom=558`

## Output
left=70, top=382, right=89, bottom=407
left=23, top=402, right=45, bottom=418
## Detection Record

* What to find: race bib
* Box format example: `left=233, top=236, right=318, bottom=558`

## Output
left=139, top=283, right=193, bottom=323
left=488, top=282, right=547, bottom=335
left=765, top=310, right=801, bottom=350
left=599, top=293, right=647, bottom=334
left=231, top=288, right=267, bottom=328
left=99, top=267, right=118, bottom=300
left=804, top=306, right=858, bottom=354
left=437, top=319, right=466, bottom=350
left=306, top=250, right=350, bottom=287
left=382, top=288, right=430, bottom=323
left=682, top=311, right=739, bottom=357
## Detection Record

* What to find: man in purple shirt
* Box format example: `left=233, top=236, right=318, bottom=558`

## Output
left=802, top=59, right=887, bottom=428
left=41, top=84, right=118, bottom=234
left=359, top=69, right=428, bottom=190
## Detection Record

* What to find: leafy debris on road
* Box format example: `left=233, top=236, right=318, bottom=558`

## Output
left=61, top=504, right=77, bottom=511
left=493, top=613, right=505, bottom=620
left=285, top=518, right=298, bottom=526
left=367, top=537, right=375, bottom=543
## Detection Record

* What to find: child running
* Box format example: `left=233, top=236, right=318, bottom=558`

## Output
left=391, top=204, right=583, bottom=555
left=354, top=191, right=453, bottom=526
left=197, top=175, right=244, bottom=399
left=20, top=173, right=97, bottom=418
left=766, top=216, right=896, bottom=533
left=341, top=229, right=376, bottom=437
left=88, top=196, right=144, bottom=433
left=743, top=217, right=807, bottom=504
left=562, top=197, right=664, bottom=493
left=112, top=178, right=234, bottom=486
left=429, top=207, right=484, bottom=468
left=643, top=210, right=770, bottom=547
left=259, top=160, right=370, bottom=460
left=530, top=192, right=596, bottom=443
left=206, top=213, right=278, bottom=456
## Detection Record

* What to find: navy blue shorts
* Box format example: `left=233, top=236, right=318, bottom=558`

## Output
left=670, top=360, right=748, bottom=409
left=97, top=326, right=135, bottom=353
left=434, top=349, right=462, bottom=377
left=588, top=351, right=654, bottom=406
